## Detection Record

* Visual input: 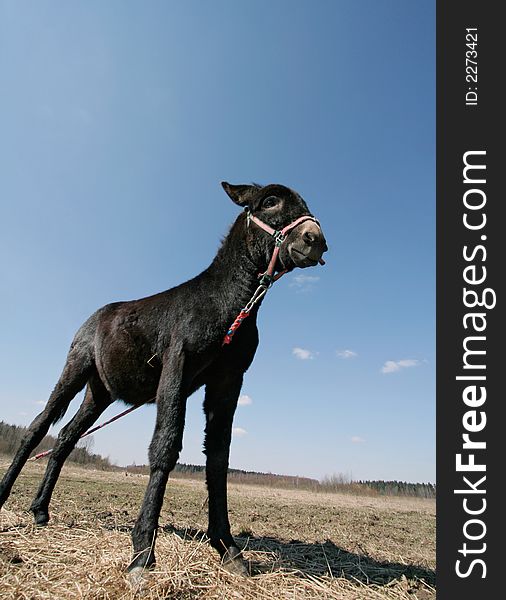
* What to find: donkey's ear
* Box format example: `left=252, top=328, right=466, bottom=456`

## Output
left=221, top=182, right=260, bottom=207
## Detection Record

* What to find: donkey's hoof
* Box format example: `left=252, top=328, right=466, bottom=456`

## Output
left=222, top=547, right=250, bottom=577
left=127, top=566, right=148, bottom=589
left=31, top=509, right=49, bottom=527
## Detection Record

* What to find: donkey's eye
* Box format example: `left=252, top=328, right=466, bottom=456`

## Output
left=262, top=196, right=279, bottom=209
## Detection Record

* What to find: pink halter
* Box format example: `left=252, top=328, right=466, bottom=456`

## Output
left=248, top=212, right=325, bottom=286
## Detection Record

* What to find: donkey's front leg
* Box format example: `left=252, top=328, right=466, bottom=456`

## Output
left=204, top=373, right=248, bottom=576
left=128, top=348, right=186, bottom=573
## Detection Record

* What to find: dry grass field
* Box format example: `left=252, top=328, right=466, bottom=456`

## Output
left=0, top=459, right=435, bottom=599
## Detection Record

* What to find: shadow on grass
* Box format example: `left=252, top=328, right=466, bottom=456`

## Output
left=162, top=524, right=435, bottom=589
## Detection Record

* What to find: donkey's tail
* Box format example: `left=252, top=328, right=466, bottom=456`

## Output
left=49, top=322, right=97, bottom=425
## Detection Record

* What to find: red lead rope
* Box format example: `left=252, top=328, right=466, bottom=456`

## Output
left=28, top=403, right=144, bottom=461
left=222, top=310, right=250, bottom=345
left=222, top=212, right=325, bottom=345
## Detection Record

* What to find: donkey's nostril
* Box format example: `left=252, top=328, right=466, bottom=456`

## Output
left=303, top=232, right=315, bottom=245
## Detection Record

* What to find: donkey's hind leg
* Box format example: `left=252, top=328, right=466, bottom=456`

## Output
left=0, top=348, right=92, bottom=509
left=29, top=373, right=113, bottom=525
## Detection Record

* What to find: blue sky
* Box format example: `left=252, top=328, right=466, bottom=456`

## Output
left=0, top=1, right=435, bottom=482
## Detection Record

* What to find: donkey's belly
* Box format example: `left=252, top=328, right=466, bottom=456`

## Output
left=95, top=314, right=161, bottom=404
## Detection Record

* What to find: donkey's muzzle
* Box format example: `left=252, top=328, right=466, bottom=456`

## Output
left=292, top=220, right=327, bottom=266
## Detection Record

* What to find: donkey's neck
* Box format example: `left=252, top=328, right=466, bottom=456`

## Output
left=203, top=213, right=272, bottom=314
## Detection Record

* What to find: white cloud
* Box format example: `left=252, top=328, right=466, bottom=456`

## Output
left=18, top=411, right=28, bottom=417
left=292, top=347, right=316, bottom=360
left=337, top=349, right=358, bottom=359
left=381, top=359, right=421, bottom=374
left=351, top=436, right=365, bottom=444
left=35, top=400, right=47, bottom=405
left=289, top=274, right=320, bottom=291
left=232, top=427, right=247, bottom=438
left=290, top=273, right=320, bottom=287
left=238, top=395, right=253, bottom=406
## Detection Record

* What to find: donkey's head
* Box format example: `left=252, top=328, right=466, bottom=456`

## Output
left=221, top=182, right=327, bottom=271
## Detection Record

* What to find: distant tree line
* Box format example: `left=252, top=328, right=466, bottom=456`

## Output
left=126, top=463, right=435, bottom=499
left=356, top=480, right=435, bottom=498
left=149, top=462, right=318, bottom=490
left=318, top=473, right=435, bottom=498
left=0, top=420, right=114, bottom=470
left=125, top=461, right=318, bottom=489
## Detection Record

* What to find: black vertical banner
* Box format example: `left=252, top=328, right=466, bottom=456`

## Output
left=437, top=1, right=503, bottom=598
